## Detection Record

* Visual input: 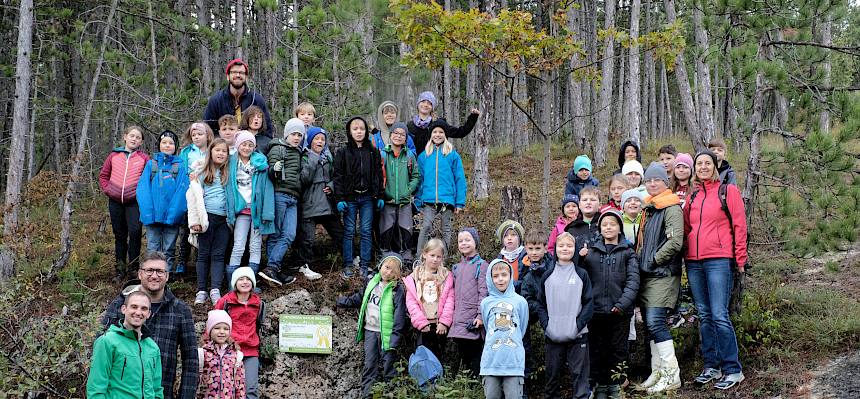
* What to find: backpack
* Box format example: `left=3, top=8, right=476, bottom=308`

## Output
left=381, top=149, right=414, bottom=190
left=150, top=159, right=180, bottom=180
left=408, top=345, right=443, bottom=392
left=223, top=299, right=266, bottom=336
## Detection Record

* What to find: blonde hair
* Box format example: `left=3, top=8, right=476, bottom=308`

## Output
left=379, top=257, right=403, bottom=281
left=424, top=127, right=454, bottom=156
left=414, top=238, right=450, bottom=286
left=554, top=232, right=576, bottom=250
left=421, top=238, right=447, bottom=259
left=294, top=102, right=316, bottom=116
left=202, top=139, right=229, bottom=186
left=182, top=121, right=215, bottom=148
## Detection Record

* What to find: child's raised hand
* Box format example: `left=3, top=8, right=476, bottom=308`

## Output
left=470, top=108, right=481, bottom=115
left=436, top=324, right=448, bottom=335
left=579, top=242, right=588, bottom=257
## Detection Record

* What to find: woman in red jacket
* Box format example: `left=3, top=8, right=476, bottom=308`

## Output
left=98, top=126, right=149, bottom=282
left=683, top=150, right=748, bottom=391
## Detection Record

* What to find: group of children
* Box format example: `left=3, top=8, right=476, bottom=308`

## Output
left=335, top=138, right=740, bottom=399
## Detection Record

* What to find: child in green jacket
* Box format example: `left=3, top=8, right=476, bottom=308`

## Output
left=379, top=122, right=420, bottom=263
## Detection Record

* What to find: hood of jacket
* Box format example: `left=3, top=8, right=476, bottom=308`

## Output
left=345, top=116, right=373, bottom=148
left=486, top=259, right=517, bottom=298
left=617, top=140, right=642, bottom=169
left=375, top=101, right=399, bottom=136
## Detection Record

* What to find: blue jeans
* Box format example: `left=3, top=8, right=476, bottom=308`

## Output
left=643, top=307, right=673, bottom=343
left=343, top=196, right=373, bottom=274
left=146, top=223, right=179, bottom=271
left=266, top=192, right=298, bottom=272
left=687, top=258, right=742, bottom=374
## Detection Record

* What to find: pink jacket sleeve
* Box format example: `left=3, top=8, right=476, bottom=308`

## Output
left=547, top=227, right=559, bottom=254
left=726, top=185, right=749, bottom=267
left=403, top=276, right=430, bottom=330
left=98, top=154, right=113, bottom=195
left=438, top=274, right=456, bottom=328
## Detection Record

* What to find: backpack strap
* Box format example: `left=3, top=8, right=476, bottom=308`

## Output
left=197, top=347, right=204, bottom=371
left=718, top=184, right=736, bottom=257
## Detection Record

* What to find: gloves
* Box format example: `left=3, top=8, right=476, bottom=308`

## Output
left=337, top=201, right=347, bottom=213
left=273, top=161, right=283, bottom=172
left=377, top=199, right=385, bottom=210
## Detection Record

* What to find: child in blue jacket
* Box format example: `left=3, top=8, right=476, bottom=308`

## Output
left=415, top=120, right=467, bottom=254
left=480, top=259, right=529, bottom=399
left=137, top=130, right=189, bottom=272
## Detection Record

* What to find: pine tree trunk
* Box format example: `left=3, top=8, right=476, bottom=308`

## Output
left=175, top=0, right=190, bottom=88
left=615, top=51, right=625, bottom=135
left=147, top=0, right=160, bottom=105
left=568, top=2, right=587, bottom=150
left=472, top=0, right=496, bottom=201
left=27, top=72, right=38, bottom=181
left=196, top=0, right=212, bottom=94
left=626, top=0, right=642, bottom=145
left=693, top=2, right=715, bottom=142
left=292, top=0, right=299, bottom=109
left=500, top=186, right=524, bottom=225
left=818, top=2, right=831, bottom=135
left=593, top=0, right=616, bottom=166
left=52, top=0, right=119, bottom=276
left=234, top=0, right=244, bottom=59
left=660, top=62, right=673, bottom=137
left=664, top=0, right=701, bottom=147
left=1, top=0, right=34, bottom=281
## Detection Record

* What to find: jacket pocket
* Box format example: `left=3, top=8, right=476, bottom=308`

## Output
left=120, top=357, right=127, bottom=380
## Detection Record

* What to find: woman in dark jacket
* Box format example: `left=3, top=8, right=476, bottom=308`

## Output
left=683, top=151, right=748, bottom=390
left=406, top=91, right=480, bottom=155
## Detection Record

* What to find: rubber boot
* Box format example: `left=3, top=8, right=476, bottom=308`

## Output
left=647, top=340, right=681, bottom=393
left=635, top=340, right=660, bottom=391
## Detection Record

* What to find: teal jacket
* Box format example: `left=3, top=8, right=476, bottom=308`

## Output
left=87, top=323, right=164, bottom=399
left=226, top=152, right=276, bottom=235
left=381, top=145, right=420, bottom=205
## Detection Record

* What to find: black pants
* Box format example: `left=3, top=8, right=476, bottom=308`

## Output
left=545, top=335, right=590, bottom=399
left=175, top=214, right=193, bottom=272
left=292, top=214, right=344, bottom=267
left=108, top=199, right=142, bottom=273
left=417, top=323, right=447, bottom=362
left=454, top=337, right=483, bottom=377
left=196, top=213, right=229, bottom=292
left=588, top=313, right=632, bottom=384
left=361, top=330, right=398, bottom=397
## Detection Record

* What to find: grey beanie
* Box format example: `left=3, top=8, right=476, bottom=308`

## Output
left=391, top=122, right=409, bottom=134
left=283, top=118, right=306, bottom=138
left=621, top=189, right=645, bottom=207
left=643, top=161, right=669, bottom=186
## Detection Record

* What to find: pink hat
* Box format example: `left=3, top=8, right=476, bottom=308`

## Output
left=205, top=310, right=232, bottom=337
left=675, top=152, right=693, bottom=169
left=234, top=130, right=256, bottom=149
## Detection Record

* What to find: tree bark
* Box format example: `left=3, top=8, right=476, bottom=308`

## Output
left=1, top=0, right=34, bottom=281
left=292, top=0, right=299, bottom=109
left=615, top=50, right=626, bottom=134
left=196, top=0, right=212, bottom=94
left=660, top=62, right=673, bottom=137
left=664, top=0, right=701, bottom=147
left=52, top=0, right=119, bottom=276
left=593, top=0, right=616, bottom=166
left=147, top=0, right=160, bottom=106
left=626, top=0, right=642, bottom=145
left=500, top=186, right=524, bottom=225
left=568, top=2, right=587, bottom=150
left=818, top=1, right=831, bottom=135
left=471, top=0, right=496, bottom=201
left=234, top=0, right=244, bottom=59
left=693, top=2, right=715, bottom=142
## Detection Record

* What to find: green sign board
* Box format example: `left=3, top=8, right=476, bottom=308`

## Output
left=278, top=314, right=333, bottom=354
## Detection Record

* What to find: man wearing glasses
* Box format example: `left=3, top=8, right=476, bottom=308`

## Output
left=101, top=251, right=198, bottom=399
left=203, top=58, right=275, bottom=150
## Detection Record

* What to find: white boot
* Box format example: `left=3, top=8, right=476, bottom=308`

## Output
left=647, top=340, right=681, bottom=393
left=636, top=340, right=661, bottom=391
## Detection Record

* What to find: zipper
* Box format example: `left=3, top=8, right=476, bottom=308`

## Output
left=138, top=338, right=145, bottom=398
left=121, top=152, right=130, bottom=202
left=696, top=184, right=707, bottom=259
left=434, top=149, right=439, bottom=204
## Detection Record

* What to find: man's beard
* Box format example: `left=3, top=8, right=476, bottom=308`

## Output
left=230, top=79, right=245, bottom=90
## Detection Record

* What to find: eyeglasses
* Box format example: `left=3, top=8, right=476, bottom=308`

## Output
left=141, top=268, right=167, bottom=276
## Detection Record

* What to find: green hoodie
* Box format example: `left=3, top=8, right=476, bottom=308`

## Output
left=381, top=144, right=419, bottom=205
left=87, top=323, right=164, bottom=399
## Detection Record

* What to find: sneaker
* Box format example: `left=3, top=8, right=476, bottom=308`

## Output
left=298, top=264, right=322, bottom=280
left=258, top=267, right=284, bottom=286
left=194, top=291, right=208, bottom=305
left=341, top=268, right=354, bottom=280
left=694, top=368, right=723, bottom=385
left=209, top=289, right=221, bottom=305
left=714, top=372, right=744, bottom=390
left=278, top=271, right=297, bottom=285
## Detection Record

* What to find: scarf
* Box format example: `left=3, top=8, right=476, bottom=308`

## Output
left=500, top=245, right=525, bottom=263
left=413, top=114, right=432, bottom=129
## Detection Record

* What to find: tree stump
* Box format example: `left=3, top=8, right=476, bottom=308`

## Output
left=500, top=186, right=524, bottom=224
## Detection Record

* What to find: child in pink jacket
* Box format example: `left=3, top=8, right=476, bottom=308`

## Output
left=547, top=194, right=580, bottom=254
left=403, top=238, right=455, bottom=360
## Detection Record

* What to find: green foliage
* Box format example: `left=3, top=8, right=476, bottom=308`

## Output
left=368, top=362, right=483, bottom=398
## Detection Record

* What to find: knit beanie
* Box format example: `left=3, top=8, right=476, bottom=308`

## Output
left=391, top=122, right=409, bottom=135
left=225, top=58, right=249, bottom=76
left=234, top=130, right=256, bottom=149
left=460, top=227, right=480, bottom=248
left=674, top=152, right=694, bottom=169
left=621, top=160, right=645, bottom=177
left=283, top=118, right=306, bottom=138
left=417, top=91, right=437, bottom=109
left=496, top=220, right=525, bottom=243
left=377, top=254, right=404, bottom=274
left=158, top=130, right=179, bottom=155
left=561, top=193, right=580, bottom=210
left=306, top=127, right=327, bottom=147
left=230, top=266, right=257, bottom=290
left=597, top=210, right=624, bottom=233
left=205, top=309, right=232, bottom=337
left=621, top=188, right=645, bottom=208
left=643, top=161, right=670, bottom=186
left=573, top=155, right=592, bottom=173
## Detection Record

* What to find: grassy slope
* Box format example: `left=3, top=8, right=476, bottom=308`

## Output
left=4, top=135, right=859, bottom=398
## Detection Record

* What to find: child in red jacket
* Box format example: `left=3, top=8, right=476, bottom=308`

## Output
left=98, top=126, right=149, bottom=282
left=215, top=267, right=263, bottom=399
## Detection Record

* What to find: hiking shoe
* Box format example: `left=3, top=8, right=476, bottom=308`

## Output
left=714, top=372, right=744, bottom=390
left=298, top=264, right=322, bottom=280
left=258, top=267, right=284, bottom=286
left=694, top=368, right=723, bottom=385
left=209, top=289, right=221, bottom=305
left=341, top=268, right=354, bottom=280
left=194, top=291, right=208, bottom=305
left=278, top=271, right=297, bottom=285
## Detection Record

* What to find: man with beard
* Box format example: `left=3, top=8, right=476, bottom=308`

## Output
left=203, top=59, right=275, bottom=150
left=102, top=251, right=198, bottom=399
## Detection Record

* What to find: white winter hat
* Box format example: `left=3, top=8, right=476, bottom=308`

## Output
left=621, top=160, right=645, bottom=177
left=230, top=266, right=257, bottom=290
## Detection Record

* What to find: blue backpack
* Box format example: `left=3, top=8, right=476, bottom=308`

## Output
left=408, top=345, right=443, bottom=391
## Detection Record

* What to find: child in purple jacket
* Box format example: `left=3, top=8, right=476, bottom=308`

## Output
left=447, top=228, right=489, bottom=377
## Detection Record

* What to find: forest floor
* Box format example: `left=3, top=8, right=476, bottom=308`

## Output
left=3, top=137, right=859, bottom=398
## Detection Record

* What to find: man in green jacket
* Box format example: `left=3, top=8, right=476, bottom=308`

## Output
left=88, top=291, right=164, bottom=399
